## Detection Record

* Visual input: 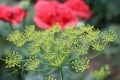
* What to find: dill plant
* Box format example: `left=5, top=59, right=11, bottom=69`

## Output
left=90, top=65, right=111, bottom=80
left=3, top=25, right=117, bottom=80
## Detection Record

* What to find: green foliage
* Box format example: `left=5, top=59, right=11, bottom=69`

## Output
left=86, top=0, right=120, bottom=28
left=5, top=25, right=117, bottom=79
left=90, top=65, right=111, bottom=80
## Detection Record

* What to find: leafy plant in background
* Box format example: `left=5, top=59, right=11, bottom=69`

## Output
left=0, top=24, right=117, bottom=80
left=90, top=65, right=111, bottom=80
left=85, top=0, right=120, bottom=28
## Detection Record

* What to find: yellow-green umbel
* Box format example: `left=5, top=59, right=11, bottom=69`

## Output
left=6, top=25, right=117, bottom=80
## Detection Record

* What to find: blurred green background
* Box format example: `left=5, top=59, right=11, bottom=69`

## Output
left=0, top=0, right=120, bottom=80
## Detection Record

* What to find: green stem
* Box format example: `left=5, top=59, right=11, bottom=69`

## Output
left=0, top=58, right=5, bottom=61
left=58, top=68, right=63, bottom=80
left=5, top=69, right=19, bottom=77
left=22, top=19, right=26, bottom=30
left=89, top=52, right=101, bottom=59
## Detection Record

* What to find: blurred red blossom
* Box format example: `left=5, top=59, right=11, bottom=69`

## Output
left=34, top=1, right=78, bottom=30
left=56, top=4, right=78, bottom=30
left=0, top=5, right=27, bottom=26
left=64, top=0, right=92, bottom=20
left=34, top=0, right=92, bottom=30
left=34, top=1, right=58, bottom=29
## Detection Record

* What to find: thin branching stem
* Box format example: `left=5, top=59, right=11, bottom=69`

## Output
left=58, top=68, right=63, bottom=80
left=89, top=52, right=101, bottom=59
left=0, top=58, right=5, bottom=61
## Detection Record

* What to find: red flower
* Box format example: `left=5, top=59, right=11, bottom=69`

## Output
left=0, top=5, right=11, bottom=21
left=56, top=4, right=78, bottom=30
left=0, top=5, right=27, bottom=26
left=34, top=1, right=78, bottom=30
left=34, top=1, right=58, bottom=29
left=64, top=0, right=92, bottom=20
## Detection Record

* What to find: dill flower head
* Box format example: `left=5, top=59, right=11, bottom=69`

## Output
left=72, top=57, right=90, bottom=72
left=6, top=24, right=117, bottom=73
left=5, top=51, right=21, bottom=68
left=24, top=55, right=40, bottom=70
left=7, top=30, right=26, bottom=47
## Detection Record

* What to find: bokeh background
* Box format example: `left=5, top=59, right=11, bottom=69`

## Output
left=0, top=0, right=120, bottom=80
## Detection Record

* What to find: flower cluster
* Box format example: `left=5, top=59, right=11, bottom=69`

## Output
left=5, top=51, right=21, bottom=68
left=72, top=57, right=90, bottom=72
left=6, top=25, right=117, bottom=76
left=34, top=0, right=92, bottom=29
left=0, top=5, right=27, bottom=26
left=45, top=76, right=57, bottom=80
left=0, top=0, right=118, bottom=80
left=24, top=55, right=40, bottom=70
left=7, top=30, right=26, bottom=47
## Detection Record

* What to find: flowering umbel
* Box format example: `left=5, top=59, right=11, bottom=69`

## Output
left=5, top=51, right=21, bottom=68
left=6, top=25, right=117, bottom=79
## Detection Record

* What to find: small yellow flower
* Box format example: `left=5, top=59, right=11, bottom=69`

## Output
left=5, top=51, right=21, bottom=68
